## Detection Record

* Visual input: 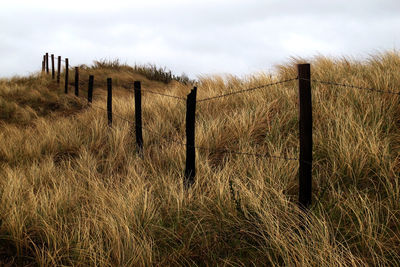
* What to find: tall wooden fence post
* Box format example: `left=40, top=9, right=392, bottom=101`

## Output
left=45, top=53, right=49, bottom=74
left=74, top=67, right=79, bottom=96
left=57, top=56, right=61, bottom=84
left=64, top=58, right=69, bottom=94
left=298, top=64, right=313, bottom=209
left=51, top=54, right=55, bottom=79
left=107, top=78, right=112, bottom=127
left=134, top=81, right=143, bottom=153
left=184, top=87, right=197, bottom=188
left=88, top=75, right=94, bottom=103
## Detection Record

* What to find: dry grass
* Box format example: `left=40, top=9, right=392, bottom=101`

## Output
left=0, top=51, right=399, bottom=266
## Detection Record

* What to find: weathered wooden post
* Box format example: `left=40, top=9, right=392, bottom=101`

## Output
left=74, top=67, right=79, bottom=96
left=184, top=87, right=197, bottom=188
left=51, top=54, right=55, bottom=79
left=88, top=75, right=94, bottom=103
left=57, top=56, right=61, bottom=84
left=134, top=81, right=143, bottom=153
left=64, top=58, right=69, bottom=94
left=298, top=64, right=313, bottom=209
left=107, top=78, right=112, bottom=127
left=42, top=55, right=45, bottom=73
left=45, top=53, right=49, bottom=74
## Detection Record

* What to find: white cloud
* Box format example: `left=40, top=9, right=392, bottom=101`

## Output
left=281, top=34, right=337, bottom=55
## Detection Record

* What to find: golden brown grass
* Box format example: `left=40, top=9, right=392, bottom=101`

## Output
left=0, top=51, right=399, bottom=266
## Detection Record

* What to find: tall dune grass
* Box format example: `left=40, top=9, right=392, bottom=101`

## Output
left=0, top=51, right=399, bottom=266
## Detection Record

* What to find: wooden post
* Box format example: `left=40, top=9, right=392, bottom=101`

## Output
left=42, top=55, right=45, bottom=72
left=107, top=78, right=112, bottom=127
left=184, top=87, right=197, bottom=188
left=134, top=81, right=143, bottom=153
left=88, top=75, right=94, bottom=103
left=74, top=67, right=79, bottom=96
left=51, top=54, right=55, bottom=79
left=298, top=64, right=313, bottom=209
left=57, top=56, right=61, bottom=83
left=45, top=53, right=49, bottom=74
left=64, top=58, right=69, bottom=94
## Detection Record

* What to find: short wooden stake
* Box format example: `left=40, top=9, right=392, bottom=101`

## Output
left=184, top=87, right=197, bottom=188
left=107, top=78, right=112, bottom=127
left=134, top=81, right=143, bottom=153
left=88, top=75, right=94, bottom=103
left=74, top=67, right=79, bottom=96
left=298, top=64, right=313, bottom=209
left=51, top=54, right=55, bottom=79
left=57, top=56, right=61, bottom=84
left=64, top=58, right=69, bottom=94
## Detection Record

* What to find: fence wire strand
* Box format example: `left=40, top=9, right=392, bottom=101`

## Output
left=195, top=146, right=299, bottom=161
left=90, top=103, right=134, bottom=124
left=141, top=90, right=186, bottom=100
left=124, top=83, right=186, bottom=101
left=65, top=93, right=134, bottom=124
left=304, top=78, right=400, bottom=96
left=141, top=125, right=299, bottom=161
left=141, top=123, right=299, bottom=162
left=142, top=125, right=186, bottom=146
left=197, top=77, right=298, bottom=102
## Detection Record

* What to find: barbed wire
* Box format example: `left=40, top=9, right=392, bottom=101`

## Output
left=141, top=125, right=300, bottom=162
left=123, top=84, right=186, bottom=101
left=195, top=146, right=300, bottom=162
left=142, top=125, right=186, bottom=146
left=65, top=93, right=135, bottom=124
left=197, top=77, right=298, bottom=102
left=302, top=78, right=400, bottom=96
left=90, top=103, right=134, bottom=124
left=141, top=90, right=186, bottom=100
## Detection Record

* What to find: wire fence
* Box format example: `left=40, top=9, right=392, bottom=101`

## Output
left=63, top=74, right=301, bottom=162
left=58, top=63, right=399, bottom=159
left=141, top=90, right=186, bottom=100
left=301, top=78, right=400, bottom=96
left=42, top=54, right=399, bottom=210
left=197, top=77, right=299, bottom=102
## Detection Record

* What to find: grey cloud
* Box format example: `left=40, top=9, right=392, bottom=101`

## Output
left=0, top=1, right=399, bottom=78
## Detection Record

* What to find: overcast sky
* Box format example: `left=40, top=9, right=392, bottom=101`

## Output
left=1, top=0, right=399, bottom=78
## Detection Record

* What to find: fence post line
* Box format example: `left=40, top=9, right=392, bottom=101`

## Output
left=88, top=75, right=94, bottom=103
left=45, top=53, right=49, bottom=74
left=134, top=81, right=144, bottom=153
left=74, top=67, right=79, bottom=96
left=64, top=58, right=69, bottom=94
left=298, top=63, right=313, bottom=209
left=57, top=56, right=61, bottom=84
left=184, top=87, right=197, bottom=188
left=51, top=54, right=55, bottom=79
left=107, top=78, right=112, bottom=127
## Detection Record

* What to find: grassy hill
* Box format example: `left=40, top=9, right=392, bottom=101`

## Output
left=0, top=53, right=399, bottom=266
